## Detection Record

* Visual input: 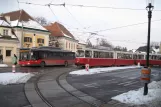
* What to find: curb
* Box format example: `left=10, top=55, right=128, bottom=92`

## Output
left=59, top=72, right=104, bottom=107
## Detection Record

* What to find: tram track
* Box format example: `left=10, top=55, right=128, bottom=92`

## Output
left=56, top=72, right=97, bottom=107
left=30, top=66, right=96, bottom=107
left=34, top=74, right=54, bottom=107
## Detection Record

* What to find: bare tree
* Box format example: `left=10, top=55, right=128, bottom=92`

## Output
left=151, top=41, right=160, bottom=48
left=86, top=39, right=93, bottom=48
left=34, top=16, right=49, bottom=26
left=98, top=38, right=113, bottom=48
left=114, top=46, right=127, bottom=52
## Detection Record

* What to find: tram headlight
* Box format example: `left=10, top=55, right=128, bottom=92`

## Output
left=77, top=58, right=79, bottom=62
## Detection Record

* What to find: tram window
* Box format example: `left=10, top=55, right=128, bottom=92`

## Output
left=117, top=53, right=120, bottom=59
left=109, top=52, right=114, bottom=58
left=76, top=50, right=84, bottom=57
left=126, top=54, right=132, bottom=59
left=133, top=54, right=137, bottom=59
left=151, top=55, right=156, bottom=60
left=149, top=55, right=152, bottom=60
left=105, top=52, right=109, bottom=58
left=94, top=51, right=99, bottom=58
left=85, top=50, right=92, bottom=57
left=138, top=55, right=144, bottom=59
left=99, top=52, right=106, bottom=58
left=117, top=53, right=123, bottom=59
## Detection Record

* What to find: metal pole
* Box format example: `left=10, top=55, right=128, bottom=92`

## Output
left=146, top=10, right=152, bottom=67
left=144, top=3, right=153, bottom=96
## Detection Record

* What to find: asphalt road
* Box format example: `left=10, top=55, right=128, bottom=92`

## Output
left=0, top=66, right=161, bottom=107
left=0, top=66, right=74, bottom=107
left=67, top=67, right=161, bottom=103
left=0, top=67, right=40, bottom=107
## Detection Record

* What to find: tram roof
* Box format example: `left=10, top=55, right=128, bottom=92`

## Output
left=77, top=48, right=161, bottom=55
left=20, top=46, right=74, bottom=53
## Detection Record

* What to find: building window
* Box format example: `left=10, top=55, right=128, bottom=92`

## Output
left=3, top=29, right=8, bottom=36
left=37, top=38, right=44, bottom=43
left=24, top=37, right=32, bottom=42
left=6, top=50, right=11, bottom=57
left=69, top=43, right=70, bottom=49
left=71, top=43, right=72, bottom=50
left=39, top=44, right=43, bottom=46
left=74, top=44, right=75, bottom=50
left=66, top=41, right=68, bottom=49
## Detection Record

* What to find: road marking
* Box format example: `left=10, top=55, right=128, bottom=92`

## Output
left=117, top=81, right=133, bottom=85
left=108, top=69, right=140, bottom=76
left=84, top=83, right=99, bottom=88
left=129, top=77, right=138, bottom=79
left=112, top=90, right=125, bottom=92
left=106, top=79, right=115, bottom=82
left=124, top=81, right=138, bottom=86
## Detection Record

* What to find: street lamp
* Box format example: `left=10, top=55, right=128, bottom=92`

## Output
left=144, top=0, right=154, bottom=95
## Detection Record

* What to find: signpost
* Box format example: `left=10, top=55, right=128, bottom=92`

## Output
left=85, top=64, right=89, bottom=71
left=141, top=67, right=151, bottom=95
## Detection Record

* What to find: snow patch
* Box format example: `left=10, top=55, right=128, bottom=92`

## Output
left=11, top=19, right=47, bottom=31
left=0, top=20, right=10, bottom=26
left=0, top=64, right=8, bottom=67
left=112, top=81, right=161, bottom=106
left=0, top=72, right=34, bottom=85
left=63, top=32, right=73, bottom=38
left=70, top=66, right=141, bottom=75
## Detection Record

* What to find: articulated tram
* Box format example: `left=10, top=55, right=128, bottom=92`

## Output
left=75, top=48, right=161, bottom=67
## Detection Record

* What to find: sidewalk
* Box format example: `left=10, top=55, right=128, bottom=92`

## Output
left=0, top=63, right=20, bottom=67
left=101, top=100, right=148, bottom=107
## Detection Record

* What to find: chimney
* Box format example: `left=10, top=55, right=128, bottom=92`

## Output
left=5, top=16, right=10, bottom=24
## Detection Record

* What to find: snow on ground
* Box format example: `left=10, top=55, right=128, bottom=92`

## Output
left=70, top=66, right=141, bottom=75
left=0, top=72, right=34, bottom=85
left=112, top=81, right=161, bottom=106
left=0, top=64, right=8, bottom=67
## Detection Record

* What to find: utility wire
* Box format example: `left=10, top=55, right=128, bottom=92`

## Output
left=48, top=5, right=60, bottom=22
left=94, top=19, right=161, bottom=32
left=63, top=6, right=84, bottom=28
left=19, top=1, right=47, bottom=6
left=69, top=18, right=161, bottom=34
left=17, top=0, right=20, bottom=10
left=18, top=2, right=161, bottom=11
left=17, top=1, right=161, bottom=44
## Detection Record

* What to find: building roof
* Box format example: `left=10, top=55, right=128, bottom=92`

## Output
left=2, top=10, right=48, bottom=31
left=136, top=46, right=155, bottom=53
left=0, top=16, right=10, bottom=26
left=2, top=10, right=33, bottom=22
left=44, top=22, right=75, bottom=39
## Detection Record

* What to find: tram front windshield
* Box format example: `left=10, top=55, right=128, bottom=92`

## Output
left=76, top=50, right=85, bottom=57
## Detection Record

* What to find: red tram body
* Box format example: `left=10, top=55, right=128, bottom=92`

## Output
left=75, top=48, right=161, bottom=67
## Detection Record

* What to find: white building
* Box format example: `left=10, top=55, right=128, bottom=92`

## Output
left=44, top=22, right=78, bottom=52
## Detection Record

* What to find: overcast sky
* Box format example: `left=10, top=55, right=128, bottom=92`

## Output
left=1, top=0, right=161, bottom=50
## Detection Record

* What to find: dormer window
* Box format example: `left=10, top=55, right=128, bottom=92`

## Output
left=3, top=29, right=8, bottom=36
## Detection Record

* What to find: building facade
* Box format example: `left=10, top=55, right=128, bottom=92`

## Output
left=14, top=27, right=49, bottom=48
left=44, top=22, right=78, bottom=52
left=2, top=10, right=50, bottom=49
left=0, top=16, right=19, bottom=63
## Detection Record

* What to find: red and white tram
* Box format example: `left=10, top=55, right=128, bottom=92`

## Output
left=75, top=48, right=161, bottom=67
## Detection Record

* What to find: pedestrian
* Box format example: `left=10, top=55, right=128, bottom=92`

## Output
left=0, top=54, right=3, bottom=64
left=12, top=54, right=17, bottom=65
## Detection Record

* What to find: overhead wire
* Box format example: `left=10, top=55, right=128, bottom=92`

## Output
left=17, top=1, right=159, bottom=44
left=94, top=19, right=161, bottom=32
left=48, top=4, right=60, bottom=22
left=18, top=1, right=161, bottom=11
left=17, top=0, right=21, bottom=10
